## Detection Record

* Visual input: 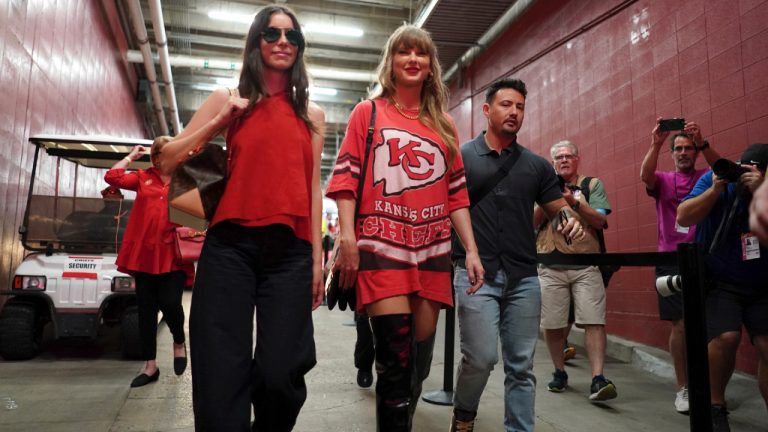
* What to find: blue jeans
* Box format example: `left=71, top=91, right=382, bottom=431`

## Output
left=453, top=267, right=541, bottom=432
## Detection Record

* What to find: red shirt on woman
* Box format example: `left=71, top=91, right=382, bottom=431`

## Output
left=326, top=98, right=469, bottom=308
left=105, top=167, right=194, bottom=278
left=211, top=93, right=314, bottom=243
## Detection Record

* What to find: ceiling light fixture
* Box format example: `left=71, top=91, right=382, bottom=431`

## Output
left=208, top=10, right=254, bottom=25
left=309, top=86, right=338, bottom=96
left=215, top=77, right=239, bottom=87
left=303, top=24, right=363, bottom=37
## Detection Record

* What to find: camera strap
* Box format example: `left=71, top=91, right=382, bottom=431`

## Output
left=468, top=144, right=521, bottom=209
left=709, top=183, right=745, bottom=254
left=580, top=176, right=607, bottom=253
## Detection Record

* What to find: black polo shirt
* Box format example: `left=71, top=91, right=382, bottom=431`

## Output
left=453, top=132, right=562, bottom=281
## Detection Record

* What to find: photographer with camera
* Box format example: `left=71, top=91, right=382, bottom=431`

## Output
left=534, top=140, right=616, bottom=401
left=748, top=153, right=768, bottom=413
left=677, top=143, right=768, bottom=432
left=640, top=118, right=721, bottom=413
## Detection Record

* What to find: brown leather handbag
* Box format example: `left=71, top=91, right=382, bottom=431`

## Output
left=167, top=89, right=237, bottom=230
left=167, top=143, right=227, bottom=230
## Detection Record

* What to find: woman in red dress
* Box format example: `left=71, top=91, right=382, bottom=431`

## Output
left=159, top=5, right=325, bottom=431
left=326, top=24, right=484, bottom=430
left=105, top=136, right=193, bottom=387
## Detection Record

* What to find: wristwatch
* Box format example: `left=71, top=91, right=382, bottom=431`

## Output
left=698, top=140, right=710, bottom=151
left=571, top=201, right=581, bottom=211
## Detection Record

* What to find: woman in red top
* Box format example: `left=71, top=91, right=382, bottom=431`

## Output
left=105, top=136, right=194, bottom=388
left=160, top=5, right=325, bottom=431
left=326, top=25, right=484, bottom=430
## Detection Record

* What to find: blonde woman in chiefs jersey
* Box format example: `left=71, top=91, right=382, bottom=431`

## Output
left=326, top=24, right=483, bottom=431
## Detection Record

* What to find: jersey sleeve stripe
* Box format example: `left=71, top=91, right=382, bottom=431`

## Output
left=448, top=176, right=466, bottom=190
left=333, top=160, right=361, bottom=175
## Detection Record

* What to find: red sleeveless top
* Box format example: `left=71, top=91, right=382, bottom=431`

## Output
left=211, top=93, right=313, bottom=242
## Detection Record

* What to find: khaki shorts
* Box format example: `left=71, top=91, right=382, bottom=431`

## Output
left=538, top=266, right=606, bottom=329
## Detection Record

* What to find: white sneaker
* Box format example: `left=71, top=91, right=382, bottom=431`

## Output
left=675, top=386, right=689, bottom=413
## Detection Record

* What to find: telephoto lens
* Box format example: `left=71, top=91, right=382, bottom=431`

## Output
left=712, top=158, right=747, bottom=182
left=655, top=275, right=683, bottom=297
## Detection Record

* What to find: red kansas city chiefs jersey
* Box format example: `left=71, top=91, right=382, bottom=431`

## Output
left=326, top=98, right=469, bottom=307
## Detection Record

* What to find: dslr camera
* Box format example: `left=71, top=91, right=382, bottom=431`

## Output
left=712, top=158, right=748, bottom=183
left=655, top=275, right=682, bottom=297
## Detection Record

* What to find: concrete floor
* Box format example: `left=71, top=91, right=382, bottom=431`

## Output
left=0, top=291, right=765, bottom=431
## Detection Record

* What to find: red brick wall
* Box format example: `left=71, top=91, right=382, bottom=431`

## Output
left=448, top=0, right=768, bottom=374
left=0, top=0, right=145, bottom=302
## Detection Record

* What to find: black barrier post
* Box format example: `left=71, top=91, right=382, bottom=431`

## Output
left=422, top=305, right=455, bottom=405
left=678, top=243, right=712, bottom=432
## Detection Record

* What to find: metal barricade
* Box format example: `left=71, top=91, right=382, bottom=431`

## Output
left=424, top=243, right=712, bottom=432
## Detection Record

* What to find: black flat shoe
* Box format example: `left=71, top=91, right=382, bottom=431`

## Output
left=174, top=354, right=187, bottom=376
left=130, top=369, right=159, bottom=388
left=357, top=368, right=373, bottom=388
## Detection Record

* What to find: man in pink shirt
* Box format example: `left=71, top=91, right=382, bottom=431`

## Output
left=640, top=118, right=720, bottom=413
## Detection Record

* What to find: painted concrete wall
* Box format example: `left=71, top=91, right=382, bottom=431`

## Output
left=447, top=0, right=768, bottom=374
left=0, top=0, right=146, bottom=303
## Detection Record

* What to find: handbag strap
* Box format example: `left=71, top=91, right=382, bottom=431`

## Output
left=579, top=176, right=608, bottom=253
left=187, top=88, right=238, bottom=158
left=468, top=144, right=521, bottom=209
left=353, top=100, right=377, bottom=219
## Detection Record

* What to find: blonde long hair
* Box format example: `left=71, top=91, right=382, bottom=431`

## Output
left=373, top=25, right=457, bottom=164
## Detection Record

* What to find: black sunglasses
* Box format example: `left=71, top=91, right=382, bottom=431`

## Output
left=261, top=27, right=304, bottom=48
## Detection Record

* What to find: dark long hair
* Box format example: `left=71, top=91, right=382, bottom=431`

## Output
left=238, top=5, right=313, bottom=131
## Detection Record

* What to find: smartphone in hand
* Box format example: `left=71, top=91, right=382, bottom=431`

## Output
left=658, top=118, right=685, bottom=132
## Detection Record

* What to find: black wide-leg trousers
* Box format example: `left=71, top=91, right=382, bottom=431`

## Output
left=190, top=222, right=316, bottom=432
left=134, top=270, right=186, bottom=360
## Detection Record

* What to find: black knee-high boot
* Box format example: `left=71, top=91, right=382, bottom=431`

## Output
left=370, top=314, right=413, bottom=432
left=409, top=333, right=435, bottom=420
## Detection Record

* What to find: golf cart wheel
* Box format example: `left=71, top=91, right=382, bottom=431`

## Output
left=121, top=306, right=142, bottom=359
left=0, top=303, right=39, bottom=360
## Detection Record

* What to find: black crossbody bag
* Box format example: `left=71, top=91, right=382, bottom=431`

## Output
left=326, top=100, right=376, bottom=311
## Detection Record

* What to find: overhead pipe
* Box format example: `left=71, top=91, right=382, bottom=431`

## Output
left=125, top=50, right=378, bottom=83
left=442, top=0, right=536, bottom=83
left=147, top=0, right=181, bottom=134
left=126, top=0, right=169, bottom=135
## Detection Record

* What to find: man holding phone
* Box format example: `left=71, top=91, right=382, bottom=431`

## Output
left=640, top=117, right=720, bottom=413
left=534, top=140, right=615, bottom=402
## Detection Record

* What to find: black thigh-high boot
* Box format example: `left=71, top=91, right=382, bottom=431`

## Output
left=409, top=333, right=436, bottom=420
left=370, top=314, right=413, bottom=432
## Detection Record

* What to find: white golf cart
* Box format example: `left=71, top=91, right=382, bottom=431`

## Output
left=0, top=135, right=153, bottom=360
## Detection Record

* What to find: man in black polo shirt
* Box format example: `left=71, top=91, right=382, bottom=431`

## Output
left=450, top=78, right=585, bottom=432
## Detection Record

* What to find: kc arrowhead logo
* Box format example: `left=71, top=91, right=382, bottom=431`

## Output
left=372, top=128, right=447, bottom=196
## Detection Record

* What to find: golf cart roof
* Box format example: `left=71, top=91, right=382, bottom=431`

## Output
left=29, top=134, right=154, bottom=169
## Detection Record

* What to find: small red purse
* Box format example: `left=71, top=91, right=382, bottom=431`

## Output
left=173, top=227, right=206, bottom=264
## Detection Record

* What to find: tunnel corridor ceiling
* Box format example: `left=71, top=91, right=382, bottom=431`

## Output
left=118, top=0, right=518, bottom=185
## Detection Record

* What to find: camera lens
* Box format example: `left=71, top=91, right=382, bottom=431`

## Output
left=655, top=275, right=682, bottom=297
left=712, top=159, right=747, bottom=183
